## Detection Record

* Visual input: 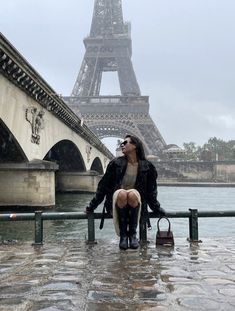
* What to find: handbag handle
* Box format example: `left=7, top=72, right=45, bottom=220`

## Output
left=157, top=217, right=171, bottom=236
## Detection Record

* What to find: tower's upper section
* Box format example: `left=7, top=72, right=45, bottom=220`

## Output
left=71, top=0, right=140, bottom=97
left=90, top=0, right=130, bottom=38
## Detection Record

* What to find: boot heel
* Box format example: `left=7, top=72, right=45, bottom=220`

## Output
left=129, top=235, right=139, bottom=249
left=119, top=236, right=128, bottom=250
left=129, top=206, right=140, bottom=249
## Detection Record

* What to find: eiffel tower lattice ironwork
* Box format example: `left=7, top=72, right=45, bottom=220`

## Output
left=64, top=0, right=167, bottom=157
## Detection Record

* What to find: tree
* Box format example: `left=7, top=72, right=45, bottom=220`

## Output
left=183, top=142, right=199, bottom=161
left=182, top=138, right=235, bottom=161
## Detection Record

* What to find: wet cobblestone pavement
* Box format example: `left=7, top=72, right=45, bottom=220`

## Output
left=0, top=238, right=235, bottom=310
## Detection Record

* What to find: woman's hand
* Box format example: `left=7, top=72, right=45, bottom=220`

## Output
left=85, top=205, right=94, bottom=214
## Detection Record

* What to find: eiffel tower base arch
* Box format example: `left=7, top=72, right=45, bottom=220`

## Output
left=64, top=95, right=166, bottom=158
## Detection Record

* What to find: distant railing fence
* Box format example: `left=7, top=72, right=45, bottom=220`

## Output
left=1, top=209, right=235, bottom=245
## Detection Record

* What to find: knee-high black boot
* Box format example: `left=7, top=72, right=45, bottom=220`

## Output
left=117, top=206, right=128, bottom=250
left=129, top=206, right=140, bottom=249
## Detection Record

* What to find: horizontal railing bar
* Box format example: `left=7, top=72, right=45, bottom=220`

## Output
left=152, top=211, right=235, bottom=218
left=197, top=211, right=235, bottom=217
left=158, top=212, right=190, bottom=218
left=1, top=210, right=235, bottom=222
left=42, top=212, right=87, bottom=220
left=0, top=213, right=35, bottom=221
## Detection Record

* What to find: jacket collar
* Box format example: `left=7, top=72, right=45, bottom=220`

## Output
left=115, top=156, right=149, bottom=172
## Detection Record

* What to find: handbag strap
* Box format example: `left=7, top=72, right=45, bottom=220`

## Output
left=99, top=205, right=106, bottom=230
left=157, top=217, right=171, bottom=234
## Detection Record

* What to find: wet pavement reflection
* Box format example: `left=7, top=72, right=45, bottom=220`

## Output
left=0, top=238, right=235, bottom=310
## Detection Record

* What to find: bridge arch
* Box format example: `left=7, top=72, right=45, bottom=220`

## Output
left=43, top=139, right=86, bottom=172
left=88, top=120, right=139, bottom=140
left=0, top=119, right=28, bottom=163
left=90, top=157, right=104, bottom=175
left=88, top=120, right=151, bottom=153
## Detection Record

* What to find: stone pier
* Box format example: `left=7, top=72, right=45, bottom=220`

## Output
left=0, top=160, right=58, bottom=207
left=56, top=171, right=102, bottom=193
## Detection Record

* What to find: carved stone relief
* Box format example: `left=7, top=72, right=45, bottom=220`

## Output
left=86, top=144, right=92, bottom=163
left=25, top=107, right=45, bottom=144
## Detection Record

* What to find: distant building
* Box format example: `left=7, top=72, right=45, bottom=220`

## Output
left=163, top=144, right=186, bottom=161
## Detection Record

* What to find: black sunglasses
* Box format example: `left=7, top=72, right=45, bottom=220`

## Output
left=120, top=140, right=133, bottom=146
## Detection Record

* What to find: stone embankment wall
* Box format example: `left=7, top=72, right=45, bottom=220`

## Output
left=154, top=161, right=235, bottom=183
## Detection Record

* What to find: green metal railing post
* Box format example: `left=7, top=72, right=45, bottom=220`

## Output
left=139, top=215, right=147, bottom=243
left=34, top=211, right=43, bottom=245
left=189, top=209, right=199, bottom=242
left=87, top=212, right=95, bottom=243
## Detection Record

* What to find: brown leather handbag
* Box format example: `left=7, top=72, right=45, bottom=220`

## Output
left=156, top=217, right=174, bottom=246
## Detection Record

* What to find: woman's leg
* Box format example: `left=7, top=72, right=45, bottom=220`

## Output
left=115, top=190, right=129, bottom=250
left=127, top=190, right=140, bottom=249
left=113, top=189, right=141, bottom=250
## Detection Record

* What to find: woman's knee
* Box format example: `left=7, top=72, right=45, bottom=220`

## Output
left=127, top=191, right=139, bottom=208
left=116, top=190, right=128, bottom=208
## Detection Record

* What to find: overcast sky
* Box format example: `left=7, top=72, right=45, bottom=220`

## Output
left=1, top=0, right=235, bottom=152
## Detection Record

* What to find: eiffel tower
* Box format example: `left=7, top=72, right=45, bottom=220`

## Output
left=64, top=0, right=167, bottom=157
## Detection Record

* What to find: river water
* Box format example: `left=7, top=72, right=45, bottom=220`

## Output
left=0, top=186, right=235, bottom=242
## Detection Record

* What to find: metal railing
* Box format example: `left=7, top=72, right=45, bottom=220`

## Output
left=1, top=209, right=235, bottom=245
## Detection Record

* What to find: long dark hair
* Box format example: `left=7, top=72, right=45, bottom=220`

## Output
left=125, top=135, right=146, bottom=160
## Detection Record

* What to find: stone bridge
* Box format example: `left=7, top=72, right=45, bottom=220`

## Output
left=0, top=33, right=113, bottom=207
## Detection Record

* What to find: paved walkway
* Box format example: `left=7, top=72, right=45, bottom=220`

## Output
left=0, top=238, right=235, bottom=311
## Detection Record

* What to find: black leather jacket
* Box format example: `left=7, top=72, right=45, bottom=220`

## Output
left=89, top=156, right=162, bottom=217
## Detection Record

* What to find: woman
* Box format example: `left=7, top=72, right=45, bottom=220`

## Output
left=86, top=135, right=165, bottom=250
